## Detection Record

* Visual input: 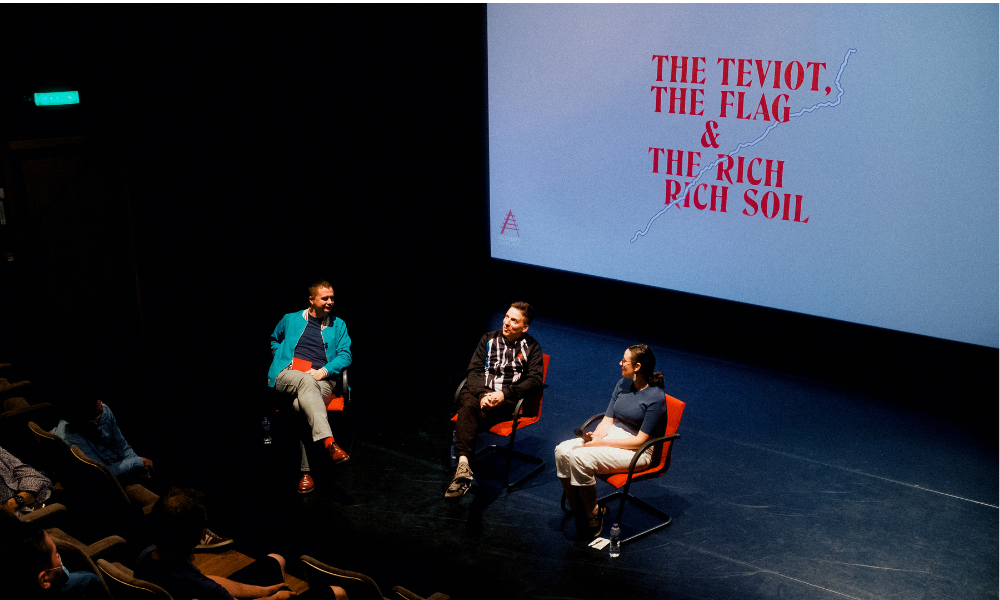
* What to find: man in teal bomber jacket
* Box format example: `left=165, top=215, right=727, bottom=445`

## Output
left=268, top=280, right=352, bottom=493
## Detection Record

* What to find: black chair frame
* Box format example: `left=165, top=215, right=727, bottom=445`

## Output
left=453, top=377, right=547, bottom=489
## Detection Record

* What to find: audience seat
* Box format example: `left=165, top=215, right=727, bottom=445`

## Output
left=53, top=532, right=126, bottom=600
left=2, top=397, right=55, bottom=465
left=300, top=555, right=450, bottom=600
left=97, top=558, right=173, bottom=600
left=0, top=376, right=31, bottom=402
left=69, top=444, right=159, bottom=516
left=21, top=502, right=126, bottom=563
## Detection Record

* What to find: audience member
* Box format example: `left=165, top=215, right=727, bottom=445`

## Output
left=447, top=302, right=543, bottom=499
left=51, top=387, right=152, bottom=485
left=0, top=510, right=108, bottom=599
left=135, top=487, right=306, bottom=600
left=268, top=280, right=352, bottom=494
left=50, top=390, right=231, bottom=549
left=0, top=445, right=52, bottom=516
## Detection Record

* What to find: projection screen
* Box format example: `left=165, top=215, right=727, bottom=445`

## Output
left=487, top=4, right=998, bottom=348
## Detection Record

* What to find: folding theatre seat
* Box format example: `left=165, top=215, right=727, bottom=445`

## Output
left=97, top=557, right=174, bottom=599
left=300, top=555, right=451, bottom=600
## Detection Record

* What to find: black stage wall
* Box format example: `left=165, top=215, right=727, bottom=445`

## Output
left=1, top=6, right=490, bottom=450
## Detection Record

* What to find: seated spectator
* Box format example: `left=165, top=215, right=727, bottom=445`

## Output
left=135, top=487, right=309, bottom=600
left=51, top=391, right=231, bottom=549
left=51, top=389, right=152, bottom=485
left=0, top=510, right=108, bottom=599
left=0, top=445, right=52, bottom=516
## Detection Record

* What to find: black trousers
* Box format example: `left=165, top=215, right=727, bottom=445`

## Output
left=454, top=387, right=516, bottom=459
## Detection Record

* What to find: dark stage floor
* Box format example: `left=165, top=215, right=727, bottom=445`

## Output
left=201, top=313, right=997, bottom=600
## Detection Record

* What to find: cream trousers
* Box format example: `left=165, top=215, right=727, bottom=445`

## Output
left=554, top=424, right=651, bottom=487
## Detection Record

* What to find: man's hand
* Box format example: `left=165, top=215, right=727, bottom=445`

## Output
left=305, top=368, right=325, bottom=382
left=479, top=391, right=505, bottom=410
left=262, top=583, right=295, bottom=599
left=141, top=457, right=154, bottom=473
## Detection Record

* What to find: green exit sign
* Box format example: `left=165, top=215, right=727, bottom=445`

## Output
left=34, top=91, right=80, bottom=106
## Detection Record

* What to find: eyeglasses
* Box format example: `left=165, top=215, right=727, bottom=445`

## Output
left=41, top=552, right=63, bottom=574
left=619, top=360, right=633, bottom=365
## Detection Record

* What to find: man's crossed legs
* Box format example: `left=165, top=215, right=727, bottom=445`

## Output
left=275, top=368, right=349, bottom=493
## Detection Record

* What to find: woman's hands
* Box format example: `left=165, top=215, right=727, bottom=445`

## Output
left=581, top=418, right=649, bottom=450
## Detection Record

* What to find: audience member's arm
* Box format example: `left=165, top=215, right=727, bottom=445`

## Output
left=2, top=491, right=36, bottom=513
left=206, top=576, right=294, bottom=599
left=0, top=446, right=52, bottom=507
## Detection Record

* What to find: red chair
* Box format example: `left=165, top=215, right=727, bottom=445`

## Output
left=452, top=354, right=550, bottom=489
left=562, top=393, right=684, bottom=545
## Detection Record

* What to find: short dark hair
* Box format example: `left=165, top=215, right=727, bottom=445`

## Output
left=308, top=280, right=333, bottom=298
left=510, top=301, right=535, bottom=325
left=0, top=510, right=52, bottom=594
left=149, top=488, right=208, bottom=559
left=61, top=383, right=102, bottom=426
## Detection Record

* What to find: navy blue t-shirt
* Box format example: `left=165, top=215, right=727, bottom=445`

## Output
left=293, top=315, right=327, bottom=370
left=605, top=378, right=666, bottom=436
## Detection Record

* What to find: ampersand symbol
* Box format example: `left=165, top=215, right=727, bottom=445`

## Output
left=701, top=120, right=720, bottom=149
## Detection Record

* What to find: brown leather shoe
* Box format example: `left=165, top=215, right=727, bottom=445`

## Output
left=327, top=442, right=350, bottom=464
left=298, top=472, right=315, bottom=494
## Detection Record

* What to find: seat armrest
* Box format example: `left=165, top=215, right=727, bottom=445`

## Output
left=19, top=502, right=67, bottom=525
left=580, top=413, right=605, bottom=432
left=393, top=586, right=451, bottom=600
left=86, top=535, right=127, bottom=560
left=453, top=377, right=469, bottom=403
left=628, top=433, right=680, bottom=472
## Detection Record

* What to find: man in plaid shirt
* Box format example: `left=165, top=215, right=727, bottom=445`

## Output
left=447, top=301, right=543, bottom=498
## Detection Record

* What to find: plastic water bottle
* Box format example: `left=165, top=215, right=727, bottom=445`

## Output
left=449, top=430, right=458, bottom=467
left=609, top=523, right=621, bottom=557
left=262, top=417, right=272, bottom=446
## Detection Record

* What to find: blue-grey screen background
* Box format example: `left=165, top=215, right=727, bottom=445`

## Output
left=488, top=4, right=998, bottom=348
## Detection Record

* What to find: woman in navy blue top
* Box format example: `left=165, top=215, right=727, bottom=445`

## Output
left=554, top=344, right=666, bottom=537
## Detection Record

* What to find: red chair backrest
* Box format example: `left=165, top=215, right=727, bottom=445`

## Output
left=518, top=353, right=550, bottom=417
left=656, top=393, right=685, bottom=465
left=603, top=392, right=684, bottom=488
